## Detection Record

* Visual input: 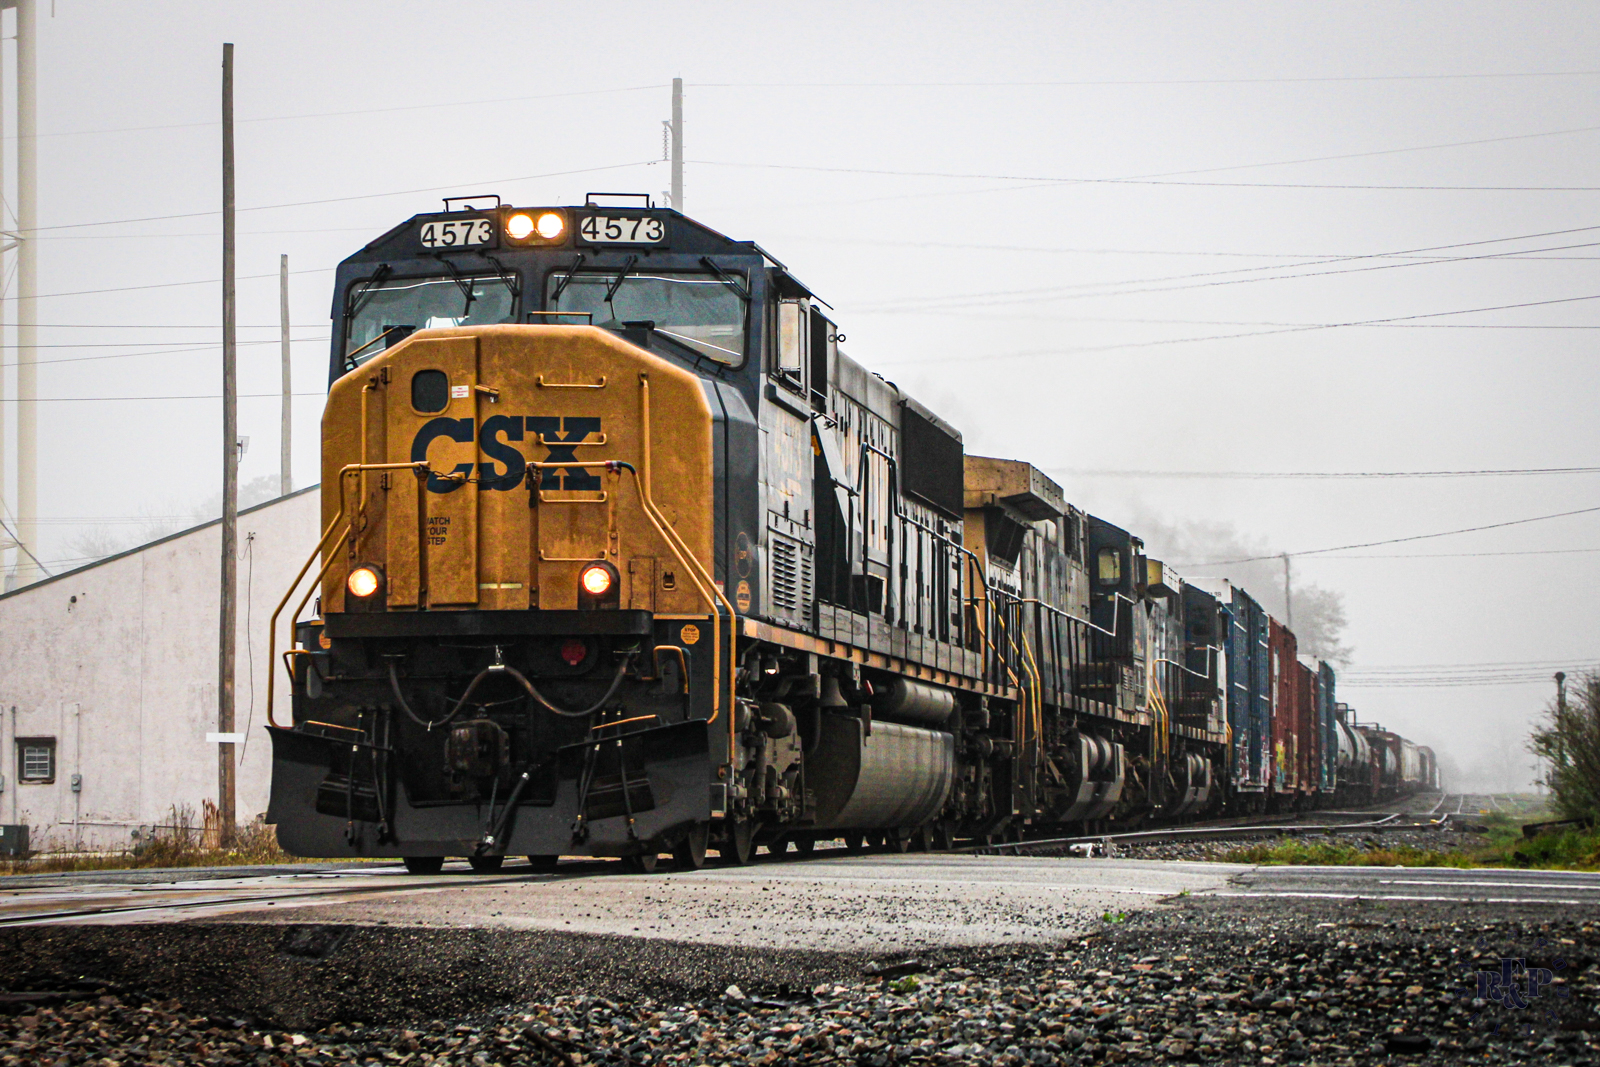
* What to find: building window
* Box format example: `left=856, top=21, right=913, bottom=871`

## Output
left=18, top=738, right=55, bottom=783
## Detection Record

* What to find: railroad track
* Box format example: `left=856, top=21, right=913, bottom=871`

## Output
left=967, top=813, right=1407, bottom=855
left=0, top=796, right=1459, bottom=926
left=0, top=866, right=609, bottom=929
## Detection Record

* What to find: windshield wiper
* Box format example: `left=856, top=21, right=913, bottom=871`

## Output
left=603, top=255, right=639, bottom=308
left=551, top=254, right=585, bottom=303
left=699, top=257, right=750, bottom=303
left=430, top=254, right=477, bottom=316
left=346, top=264, right=393, bottom=321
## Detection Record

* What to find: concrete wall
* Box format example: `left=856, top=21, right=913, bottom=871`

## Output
left=0, top=487, right=320, bottom=850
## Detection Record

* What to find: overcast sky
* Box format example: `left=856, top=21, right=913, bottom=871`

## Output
left=4, top=1, right=1597, bottom=789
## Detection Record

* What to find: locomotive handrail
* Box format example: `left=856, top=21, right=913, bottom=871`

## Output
left=633, top=371, right=739, bottom=749
left=265, top=460, right=429, bottom=728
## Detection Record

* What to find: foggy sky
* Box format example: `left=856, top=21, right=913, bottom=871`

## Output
left=5, top=1, right=1598, bottom=790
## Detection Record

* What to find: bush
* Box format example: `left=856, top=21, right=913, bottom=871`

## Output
left=1529, top=670, right=1600, bottom=823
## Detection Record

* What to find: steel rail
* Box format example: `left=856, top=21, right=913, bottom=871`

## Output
left=963, top=812, right=1405, bottom=854
left=0, top=866, right=608, bottom=928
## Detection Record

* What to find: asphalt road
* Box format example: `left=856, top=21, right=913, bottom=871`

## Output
left=1221, top=864, right=1600, bottom=905
left=2, top=856, right=1597, bottom=951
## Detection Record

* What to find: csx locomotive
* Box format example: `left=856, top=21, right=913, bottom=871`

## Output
left=265, top=196, right=1438, bottom=872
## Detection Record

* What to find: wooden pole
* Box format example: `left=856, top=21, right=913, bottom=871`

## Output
left=218, top=42, right=237, bottom=849
left=279, top=253, right=291, bottom=496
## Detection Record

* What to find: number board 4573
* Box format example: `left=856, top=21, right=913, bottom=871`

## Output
left=578, top=215, right=665, bottom=245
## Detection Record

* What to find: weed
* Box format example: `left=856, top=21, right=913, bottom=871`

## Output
left=0, top=805, right=304, bottom=875
left=1220, top=827, right=1600, bottom=872
left=888, top=976, right=921, bottom=994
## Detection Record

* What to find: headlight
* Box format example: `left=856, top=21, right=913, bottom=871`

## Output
left=535, top=211, right=565, bottom=240
left=347, top=565, right=382, bottom=599
left=580, top=562, right=614, bottom=597
left=505, top=212, right=535, bottom=240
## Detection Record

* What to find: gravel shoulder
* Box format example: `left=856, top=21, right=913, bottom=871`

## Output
left=4, top=887, right=1599, bottom=1065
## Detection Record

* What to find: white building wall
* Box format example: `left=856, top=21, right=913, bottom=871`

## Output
left=0, top=487, right=320, bottom=850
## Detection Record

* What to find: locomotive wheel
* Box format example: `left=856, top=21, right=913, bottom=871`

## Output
left=720, top=818, right=755, bottom=865
left=625, top=852, right=660, bottom=874
left=886, top=831, right=911, bottom=854
left=932, top=823, right=954, bottom=851
left=843, top=831, right=866, bottom=854
left=402, top=856, right=444, bottom=875
left=527, top=855, right=560, bottom=873
left=468, top=855, right=504, bottom=873
left=673, top=825, right=708, bottom=870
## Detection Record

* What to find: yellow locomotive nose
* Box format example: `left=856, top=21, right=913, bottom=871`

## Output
left=320, top=323, right=716, bottom=618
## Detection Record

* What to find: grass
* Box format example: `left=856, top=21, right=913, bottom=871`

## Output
left=1220, top=807, right=1600, bottom=872
left=0, top=810, right=303, bottom=875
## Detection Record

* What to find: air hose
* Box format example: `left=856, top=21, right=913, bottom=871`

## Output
left=387, top=653, right=635, bottom=728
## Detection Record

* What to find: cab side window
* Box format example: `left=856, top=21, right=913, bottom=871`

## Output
left=1097, top=547, right=1121, bottom=586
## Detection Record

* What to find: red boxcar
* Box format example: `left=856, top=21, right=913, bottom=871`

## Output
left=1268, top=619, right=1299, bottom=797
left=1296, top=661, right=1319, bottom=798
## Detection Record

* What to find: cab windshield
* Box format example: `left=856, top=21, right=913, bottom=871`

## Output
left=548, top=271, right=746, bottom=365
left=345, top=274, right=516, bottom=368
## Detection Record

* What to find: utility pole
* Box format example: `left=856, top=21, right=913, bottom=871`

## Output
left=279, top=254, right=291, bottom=497
left=217, top=42, right=238, bottom=850
left=0, top=6, right=8, bottom=582
left=14, top=0, right=36, bottom=584
left=670, top=77, right=683, bottom=211
left=1281, top=552, right=1292, bottom=631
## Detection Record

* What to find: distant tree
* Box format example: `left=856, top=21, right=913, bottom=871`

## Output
left=1130, top=513, right=1353, bottom=666
left=1288, top=585, right=1352, bottom=667
left=1529, top=671, right=1600, bottom=822
left=59, top=475, right=287, bottom=571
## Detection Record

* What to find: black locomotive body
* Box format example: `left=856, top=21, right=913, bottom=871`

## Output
left=263, top=198, right=1433, bottom=869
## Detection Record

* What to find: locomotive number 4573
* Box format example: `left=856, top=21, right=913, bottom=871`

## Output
left=580, top=215, right=665, bottom=244
left=419, top=219, right=493, bottom=248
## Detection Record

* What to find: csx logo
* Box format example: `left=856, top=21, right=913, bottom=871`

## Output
left=410, top=416, right=601, bottom=493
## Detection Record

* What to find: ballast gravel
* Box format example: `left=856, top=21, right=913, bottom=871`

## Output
left=3, top=901, right=1597, bottom=1066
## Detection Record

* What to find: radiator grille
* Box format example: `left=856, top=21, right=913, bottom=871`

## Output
left=768, top=532, right=814, bottom=623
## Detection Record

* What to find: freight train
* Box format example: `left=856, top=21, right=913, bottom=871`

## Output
left=264, top=196, right=1439, bottom=871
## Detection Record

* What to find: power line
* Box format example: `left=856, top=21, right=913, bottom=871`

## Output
left=13, top=323, right=330, bottom=328
left=697, top=72, right=1600, bottom=87
left=858, top=236, right=1600, bottom=316
left=0, top=266, right=331, bottom=303
left=1049, top=465, right=1600, bottom=480
left=877, top=292, right=1600, bottom=365
left=1312, top=548, right=1600, bottom=559
left=933, top=312, right=1600, bottom=329
left=0, top=391, right=328, bottom=403
left=771, top=232, right=1600, bottom=263
left=694, top=116, right=1600, bottom=190
left=1183, top=504, right=1600, bottom=566
left=1353, top=658, right=1592, bottom=670
left=22, top=159, right=657, bottom=235
left=0, top=336, right=329, bottom=371
left=19, top=84, right=666, bottom=141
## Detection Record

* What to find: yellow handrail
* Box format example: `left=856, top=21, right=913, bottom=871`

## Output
left=265, top=461, right=427, bottom=728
